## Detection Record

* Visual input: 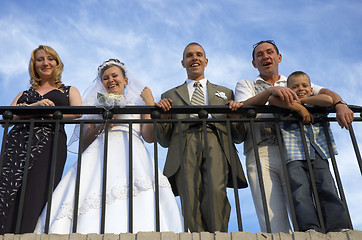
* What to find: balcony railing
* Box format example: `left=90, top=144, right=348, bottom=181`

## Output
left=0, top=105, right=361, bottom=234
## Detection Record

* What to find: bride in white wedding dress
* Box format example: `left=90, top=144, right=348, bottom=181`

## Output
left=35, top=59, right=183, bottom=234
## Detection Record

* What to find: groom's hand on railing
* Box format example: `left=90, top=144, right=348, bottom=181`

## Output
left=155, top=98, right=173, bottom=119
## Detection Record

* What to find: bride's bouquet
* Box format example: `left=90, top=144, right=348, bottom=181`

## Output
left=97, top=92, right=127, bottom=109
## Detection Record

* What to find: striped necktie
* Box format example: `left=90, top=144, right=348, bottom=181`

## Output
left=190, top=82, right=204, bottom=118
left=191, top=82, right=204, bottom=106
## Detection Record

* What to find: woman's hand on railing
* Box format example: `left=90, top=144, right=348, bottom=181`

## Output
left=32, top=99, right=56, bottom=107
left=16, top=103, right=29, bottom=107
left=12, top=100, right=55, bottom=119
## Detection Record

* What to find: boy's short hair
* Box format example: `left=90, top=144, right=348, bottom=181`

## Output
left=287, top=71, right=311, bottom=87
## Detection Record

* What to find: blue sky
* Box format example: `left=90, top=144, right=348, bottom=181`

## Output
left=1, top=0, right=361, bottom=233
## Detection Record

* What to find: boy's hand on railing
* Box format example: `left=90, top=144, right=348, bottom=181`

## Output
left=155, top=98, right=173, bottom=119
left=295, top=105, right=313, bottom=124
left=335, top=104, right=354, bottom=130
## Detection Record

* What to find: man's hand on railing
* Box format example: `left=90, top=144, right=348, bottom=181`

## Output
left=335, top=104, right=354, bottom=130
left=155, top=98, right=173, bottom=119
left=268, top=86, right=298, bottom=105
left=226, top=100, right=246, bottom=118
left=242, top=86, right=298, bottom=106
left=318, top=88, right=354, bottom=130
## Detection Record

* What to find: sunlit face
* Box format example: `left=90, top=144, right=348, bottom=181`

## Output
left=101, top=66, right=128, bottom=95
left=252, top=42, right=281, bottom=78
left=181, top=44, right=208, bottom=81
left=34, top=49, right=57, bottom=80
left=288, top=75, right=313, bottom=99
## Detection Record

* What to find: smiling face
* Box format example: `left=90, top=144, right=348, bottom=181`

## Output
left=34, top=49, right=58, bottom=80
left=252, top=42, right=281, bottom=80
left=181, top=43, right=208, bottom=81
left=287, top=74, right=313, bottom=99
left=101, top=65, right=128, bottom=95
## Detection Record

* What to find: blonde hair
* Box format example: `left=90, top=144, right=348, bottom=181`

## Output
left=29, top=45, right=64, bottom=89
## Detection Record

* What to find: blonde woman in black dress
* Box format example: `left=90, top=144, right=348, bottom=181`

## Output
left=0, top=45, right=82, bottom=234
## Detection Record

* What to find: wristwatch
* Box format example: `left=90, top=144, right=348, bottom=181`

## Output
left=334, top=100, right=347, bottom=107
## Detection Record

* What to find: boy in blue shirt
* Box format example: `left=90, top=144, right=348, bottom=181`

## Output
left=268, top=71, right=350, bottom=233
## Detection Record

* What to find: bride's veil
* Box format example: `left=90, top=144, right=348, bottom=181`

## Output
left=67, top=59, right=146, bottom=153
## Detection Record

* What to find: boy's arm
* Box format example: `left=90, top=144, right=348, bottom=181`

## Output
left=268, top=95, right=312, bottom=123
left=299, top=94, right=333, bottom=106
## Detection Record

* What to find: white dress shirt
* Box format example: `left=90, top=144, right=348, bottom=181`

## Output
left=186, top=78, right=209, bottom=105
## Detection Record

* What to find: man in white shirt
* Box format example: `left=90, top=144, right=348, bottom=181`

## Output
left=234, top=40, right=353, bottom=233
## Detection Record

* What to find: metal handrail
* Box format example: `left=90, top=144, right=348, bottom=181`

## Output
left=0, top=105, right=361, bottom=234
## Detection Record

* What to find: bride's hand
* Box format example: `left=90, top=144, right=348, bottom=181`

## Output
left=140, top=87, right=155, bottom=106
left=108, top=118, right=117, bottom=129
left=95, top=124, right=105, bottom=135
left=97, top=120, right=116, bottom=132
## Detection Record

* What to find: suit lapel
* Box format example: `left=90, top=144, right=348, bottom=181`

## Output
left=175, top=82, right=190, bottom=105
left=207, top=81, right=218, bottom=104
left=207, top=81, right=229, bottom=119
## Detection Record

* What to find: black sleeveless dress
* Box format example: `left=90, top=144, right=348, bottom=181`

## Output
left=0, top=86, right=70, bottom=234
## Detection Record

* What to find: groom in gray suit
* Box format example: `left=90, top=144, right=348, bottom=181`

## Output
left=156, top=42, right=248, bottom=232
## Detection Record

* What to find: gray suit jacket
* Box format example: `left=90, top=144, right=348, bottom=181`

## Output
left=157, top=81, right=248, bottom=195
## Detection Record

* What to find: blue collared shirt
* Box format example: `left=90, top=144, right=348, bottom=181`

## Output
left=280, top=117, right=338, bottom=163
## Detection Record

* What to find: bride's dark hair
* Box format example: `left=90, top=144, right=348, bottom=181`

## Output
left=98, top=59, right=126, bottom=80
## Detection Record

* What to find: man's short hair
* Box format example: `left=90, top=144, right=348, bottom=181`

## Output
left=183, top=42, right=206, bottom=59
left=252, top=40, right=279, bottom=60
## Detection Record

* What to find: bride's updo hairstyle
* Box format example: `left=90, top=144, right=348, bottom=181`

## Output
left=97, top=59, right=127, bottom=80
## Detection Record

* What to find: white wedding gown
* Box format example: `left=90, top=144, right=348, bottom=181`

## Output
left=35, top=114, right=183, bottom=234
